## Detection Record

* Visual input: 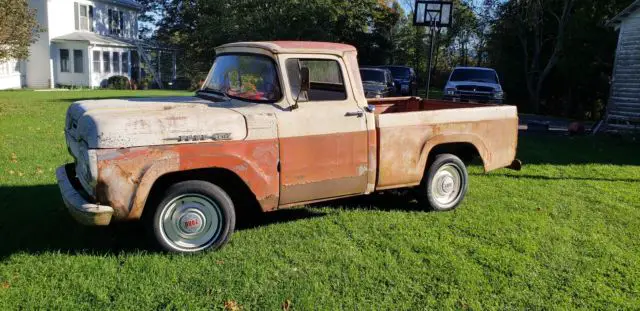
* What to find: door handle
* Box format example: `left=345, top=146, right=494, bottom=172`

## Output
left=345, top=111, right=364, bottom=117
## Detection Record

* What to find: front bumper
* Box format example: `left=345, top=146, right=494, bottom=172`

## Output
left=56, top=164, right=113, bottom=226
left=443, top=95, right=503, bottom=104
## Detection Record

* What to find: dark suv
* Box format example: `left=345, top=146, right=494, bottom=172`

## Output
left=360, top=67, right=397, bottom=98
left=377, top=65, right=417, bottom=96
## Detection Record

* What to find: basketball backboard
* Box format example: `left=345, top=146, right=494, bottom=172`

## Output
left=413, top=0, right=453, bottom=28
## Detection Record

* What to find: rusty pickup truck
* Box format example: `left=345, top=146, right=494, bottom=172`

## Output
left=56, top=41, right=520, bottom=253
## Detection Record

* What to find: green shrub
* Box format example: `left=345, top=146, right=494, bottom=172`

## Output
left=107, top=76, right=131, bottom=90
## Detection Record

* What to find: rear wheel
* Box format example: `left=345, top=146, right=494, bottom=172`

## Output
left=416, top=154, right=468, bottom=211
left=150, top=180, right=235, bottom=253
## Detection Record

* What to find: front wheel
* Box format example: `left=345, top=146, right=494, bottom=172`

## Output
left=416, top=154, right=468, bottom=211
left=150, top=180, right=236, bottom=253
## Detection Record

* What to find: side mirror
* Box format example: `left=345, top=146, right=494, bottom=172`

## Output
left=291, top=67, right=310, bottom=110
left=300, top=66, right=310, bottom=93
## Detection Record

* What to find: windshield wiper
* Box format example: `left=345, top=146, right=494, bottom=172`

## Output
left=197, top=87, right=231, bottom=102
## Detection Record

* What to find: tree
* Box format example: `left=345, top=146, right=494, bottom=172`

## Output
left=518, top=0, right=575, bottom=113
left=151, top=0, right=402, bottom=82
left=0, top=0, right=42, bottom=61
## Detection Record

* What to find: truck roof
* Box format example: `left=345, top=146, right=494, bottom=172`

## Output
left=216, top=41, right=357, bottom=55
left=454, top=66, right=496, bottom=71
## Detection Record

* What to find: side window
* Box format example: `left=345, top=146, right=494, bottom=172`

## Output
left=60, top=49, right=69, bottom=72
left=286, top=58, right=347, bottom=101
left=92, top=51, right=101, bottom=73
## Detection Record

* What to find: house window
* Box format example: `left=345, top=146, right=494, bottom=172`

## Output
left=108, top=9, right=125, bottom=35
left=0, top=60, right=19, bottom=76
left=113, top=52, right=120, bottom=73
left=103, top=51, right=111, bottom=73
left=73, top=50, right=84, bottom=73
left=122, top=52, right=129, bottom=75
left=93, top=51, right=101, bottom=73
left=60, top=49, right=70, bottom=72
left=75, top=3, right=94, bottom=32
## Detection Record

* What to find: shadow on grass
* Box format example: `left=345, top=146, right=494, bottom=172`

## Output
left=516, top=135, right=640, bottom=166
left=310, top=191, right=423, bottom=212
left=474, top=173, right=640, bottom=183
left=0, top=184, right=325, bottom=259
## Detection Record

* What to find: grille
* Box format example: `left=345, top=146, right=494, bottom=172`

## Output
left=457, top=85, right=494, bottom=92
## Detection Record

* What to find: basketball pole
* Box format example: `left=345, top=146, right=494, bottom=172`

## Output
left=425, top=20, right=437, bottom=100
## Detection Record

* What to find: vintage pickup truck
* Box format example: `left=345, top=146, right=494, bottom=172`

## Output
left=56, top=41, right=520, bottom=253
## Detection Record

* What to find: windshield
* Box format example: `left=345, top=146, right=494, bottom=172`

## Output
left=387, top=67, right=411, bottom=79
left=450, top=69, right=498, bottom=83
left=360, top=69, right=385, bottom=83
left=201, top=54, right=282, bottom=102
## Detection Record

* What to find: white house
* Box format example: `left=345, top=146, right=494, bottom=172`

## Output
left=0, top=0, right=174, bottom=90
left=599, top=0, right=640, bottom=132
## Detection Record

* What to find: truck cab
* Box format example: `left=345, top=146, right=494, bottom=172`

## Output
left=57, top=41, right=519, bottom=253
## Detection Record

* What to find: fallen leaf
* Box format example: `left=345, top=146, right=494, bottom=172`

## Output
left=10, top=153, right=17, bottom=163
left=1, top=281, right=9, bottom=289
left=18, top=172, right=24, bottom=177
left=36, top=167, right=44, bottom=174
left=224, top=300, right=241, bottom=311
left=8, top=170, right=15, bottom=175
left=216, top=260, right=224, bottom=265
left=282, top=299, right=292, bottom=311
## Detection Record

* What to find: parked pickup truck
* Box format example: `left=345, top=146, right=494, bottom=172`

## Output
left=443, top=67, right=505, bottom=104
left=57, top=41, right=520, bottom=253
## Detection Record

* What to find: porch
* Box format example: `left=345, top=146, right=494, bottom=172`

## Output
left=51, top=32, right=177, bottom=89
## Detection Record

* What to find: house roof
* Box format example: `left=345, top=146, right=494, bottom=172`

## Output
left=96, top=0, right=142, bottom=10
left=51, top=32, right=176, bottom=50
left=608, top=0, right=640, bottom=26
left=216, top=41, right=357, bottom=55
left=53, top=32, right=134, bottom=47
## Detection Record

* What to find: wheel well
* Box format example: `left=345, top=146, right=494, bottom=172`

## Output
left=427, top=142, right=483, bottom=167
left=142, top=168, right=262, bottom=219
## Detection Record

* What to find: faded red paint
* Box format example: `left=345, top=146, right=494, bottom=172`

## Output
left=95, top=138, right=280, bottom=221
left=279, top=131, right=369, bottom=204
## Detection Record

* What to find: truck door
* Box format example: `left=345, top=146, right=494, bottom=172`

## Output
left=277, top=56, right=369, bottom=205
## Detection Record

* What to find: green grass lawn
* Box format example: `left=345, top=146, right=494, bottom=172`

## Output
left=1, top=90, right=639, bottom=309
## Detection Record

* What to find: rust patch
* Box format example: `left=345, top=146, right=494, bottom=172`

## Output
left=278, top=131, right=369, bottom=205
left=96, top=139, right=280, bottom=221
left=376, top=118, right=517, bottom=188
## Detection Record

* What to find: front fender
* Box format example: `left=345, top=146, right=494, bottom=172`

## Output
left=96, top=139, right=279, bottom=221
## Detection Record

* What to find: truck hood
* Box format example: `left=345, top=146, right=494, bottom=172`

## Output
left=446, top=81, right=502, bottom=91
left=66, top=96, right=248, bottom=149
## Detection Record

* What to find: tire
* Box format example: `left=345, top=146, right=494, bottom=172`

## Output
left=416, top=154, right=468, bottom=211
left=149, top=180, right=236, bottom=253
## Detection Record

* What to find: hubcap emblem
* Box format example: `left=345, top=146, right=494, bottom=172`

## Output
left=441, top=177, right=454, bottom=194
left=179, top=213, right=204, bottom=234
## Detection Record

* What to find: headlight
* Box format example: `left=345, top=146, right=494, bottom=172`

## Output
left=445, top=88, right=457, bottom=96
left=494, top=91, right=504, bottom=99
left=76, top=146, right=98, bottom=196
left=87, top=149, right=98, bottom=185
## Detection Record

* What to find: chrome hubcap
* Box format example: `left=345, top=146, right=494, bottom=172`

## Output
left=431, top=164, right=462, bottom=208
left=159, top=194, right=223, bottom=251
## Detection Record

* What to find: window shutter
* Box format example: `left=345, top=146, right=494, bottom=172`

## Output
left=108, top=9, right=113, bottom=34
left=119, top=11, right=124, bottom=35
left=74, top=2, right=79, bottom=30
left=89, top=6, right=94, bottom=32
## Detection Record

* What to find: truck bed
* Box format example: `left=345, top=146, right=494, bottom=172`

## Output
left=368, top=97, right=519, bottom=190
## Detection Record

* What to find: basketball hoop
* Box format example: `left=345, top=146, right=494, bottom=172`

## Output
left=413, top=0, right=453, bottom=28
left=413, top=0, right=453, bottom=99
